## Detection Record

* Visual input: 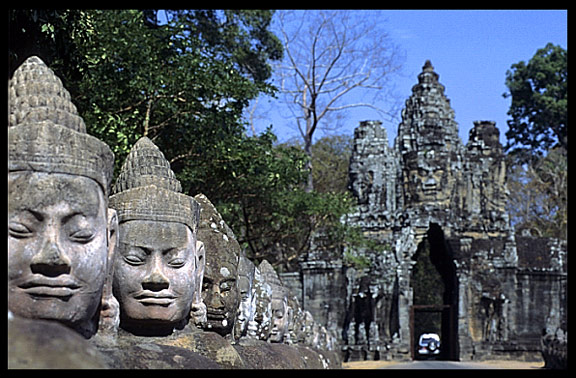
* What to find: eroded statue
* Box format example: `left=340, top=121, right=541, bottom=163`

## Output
left=259, top=260, right=293, bottom=343
left=234, top=255, right=257, bottom=341
left=8, top=56, right=117, bottom=338
left=245, top=265, right=273, bottom=340
left=194, top=193, right=241, bottom=338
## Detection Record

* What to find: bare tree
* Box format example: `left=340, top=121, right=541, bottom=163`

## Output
left=276, top=10, right=403, bottom=191
left=506, top=147, right=567, bottom=239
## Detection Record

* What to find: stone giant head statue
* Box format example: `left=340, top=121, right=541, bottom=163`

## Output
left=244, top=266, right=271, bottom=340
left=8, top=56, right=116, bottom=338
left=109, top=137, right=203, bottom=335
left=234, top=255, right=257, bottom=340
left=259, top=260, right=292, bottom=343
left=194, top=193, right=241, bottom=337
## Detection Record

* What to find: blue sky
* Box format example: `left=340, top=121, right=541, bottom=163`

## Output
left=249, top=9, right=567, bottom=146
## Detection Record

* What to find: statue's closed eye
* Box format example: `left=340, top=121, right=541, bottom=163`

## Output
left=9, top=222, right=34, bottom=238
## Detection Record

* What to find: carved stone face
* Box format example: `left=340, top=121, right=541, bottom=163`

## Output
left=301, top=311, right=316, bottom=345
left=246, top=270, right=272, bottom=340
left=269, top=295, right=291, bottom=343
left=234, top=262, right=256, bottom=339
left=202, top=260, right=239, bottom=336
left=8, top=171, right=111, bottom=335
left=349, top=170, right=370, bottom=204
left=408, top=166, right=447, bottom=201
left=404, top=151, right=452, bottom=205
left=113, top=220, right=197, bottom=332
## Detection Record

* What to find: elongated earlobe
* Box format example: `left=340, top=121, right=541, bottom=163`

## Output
left=98, top=208, right=119, bottom=334
left=190, top=240, right=207, bottom=327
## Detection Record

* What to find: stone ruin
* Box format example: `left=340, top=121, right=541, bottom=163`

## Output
left=7, top=55, right=567, bottom=368
left=283, top=60, right=567, bottom=363
left=8, top=56, right=340, bottom=369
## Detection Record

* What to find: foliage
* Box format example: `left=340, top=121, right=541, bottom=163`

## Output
left=161, top=10, right=283, bottom=84
left=8, top=9, right=384, bottom=271
left=504, top=43, right=567, bottom=240
left=192, top=128, right=311, bottom=267
left=311, top=134, right=353, bottom=194
left=9, top=9, right=283, bottom=178
left=411, top=239, right=444, bottom=306
left=503, top=43, right=567, bottom=160
left=278, top=133, right=379, bottom=271
left=286, top=134, right=353, bottom=195
left=341, top=230, right=391, bottom=271
left=77, top=10, right=282, bottom=178
left=342, top=251, right=372, bottom=270
left=8, top=9, right=93, bottom=82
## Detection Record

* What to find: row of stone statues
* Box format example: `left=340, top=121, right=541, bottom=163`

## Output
left=8, top=56, right=339, bottom=368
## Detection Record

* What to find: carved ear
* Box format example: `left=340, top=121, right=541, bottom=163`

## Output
left=189, top=240, right=207, bottom=327
left=98, top=208, right=119, bottom=334
left=195, top=240, right=205, bottom=304
left=107, top=208, right=118, bottom=268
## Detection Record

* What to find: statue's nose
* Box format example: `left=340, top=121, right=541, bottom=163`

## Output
left=142, top=256, right=170, bottom=291
left=30, top=238, right=71, bottom=277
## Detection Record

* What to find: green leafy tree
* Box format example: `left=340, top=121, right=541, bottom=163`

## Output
left=197, top=129, right=311, bottom=268
left=9, top=9, right=283, bottom=180
left=282, top=134, right=393, bottom=271
left=503, top=43, right=567, bottom=160
left=286, top=134, right=353, bottom=195
left=9, top=10, right=92, bottom=79
left=504, top=43, right=567, bottom=240
left=8, top=9, right=378, bottom=271
left=72, top=10, right=283, bottom=179
left=311, top=134, right=353, bottom=194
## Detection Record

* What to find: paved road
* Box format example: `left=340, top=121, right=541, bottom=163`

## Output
left=380, top=360, right=503, bottom=369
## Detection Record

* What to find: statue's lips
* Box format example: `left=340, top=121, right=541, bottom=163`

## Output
left=206, top=309, right=227, bottom=321
left=19, top=276, right=81, bottom=298
left=134, top=291, right=176, bottom=306
left=270, top=326, right=280, bottom=335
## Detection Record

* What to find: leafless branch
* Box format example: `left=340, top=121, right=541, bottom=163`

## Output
left=273, top=10, right=404, bottom=191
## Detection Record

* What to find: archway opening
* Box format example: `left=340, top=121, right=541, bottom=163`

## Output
left=410, top=223, right=458, bottom=360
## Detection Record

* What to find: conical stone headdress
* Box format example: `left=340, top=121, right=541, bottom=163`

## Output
left=8, top=56, right=114, bottom=195
left=109, top=137, right=199, bottom=232
left=259, top=260, right=289, bottom=300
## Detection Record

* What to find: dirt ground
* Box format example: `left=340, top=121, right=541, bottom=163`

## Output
left=342, top=359, right=545, bottom=369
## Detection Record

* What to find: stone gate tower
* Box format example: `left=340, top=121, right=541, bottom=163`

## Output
left=286, top=60, right=566, bottom=362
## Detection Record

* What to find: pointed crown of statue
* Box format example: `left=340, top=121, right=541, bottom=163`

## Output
left=8, top=56, right=115, bottom=195
left=109, top=137, right=199, bottom=233
left=259, top=260, right=290, bottom=300
left=195, top=192, right=240, bottom=267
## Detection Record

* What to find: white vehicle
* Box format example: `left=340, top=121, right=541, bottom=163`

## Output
left=417, top=333, right=441, bottom=357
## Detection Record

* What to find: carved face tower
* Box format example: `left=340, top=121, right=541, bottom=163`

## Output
left=109, top=137, right=202, bottom=334
left=396, top=60, right=463, bottom=208
left=8, top=56, right=116, bottom=337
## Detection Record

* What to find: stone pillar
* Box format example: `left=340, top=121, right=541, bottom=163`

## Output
left=299, top=260, right=346, bottom=340
left=455, top=268, right=474, bottom=360
left=396, top=266, right=413, bottom=357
